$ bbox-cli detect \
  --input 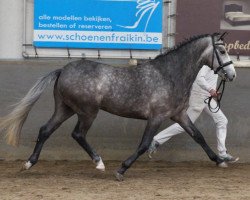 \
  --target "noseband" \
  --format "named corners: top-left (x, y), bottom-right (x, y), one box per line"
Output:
top-left (211, 35), bottom-right (233, 74)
